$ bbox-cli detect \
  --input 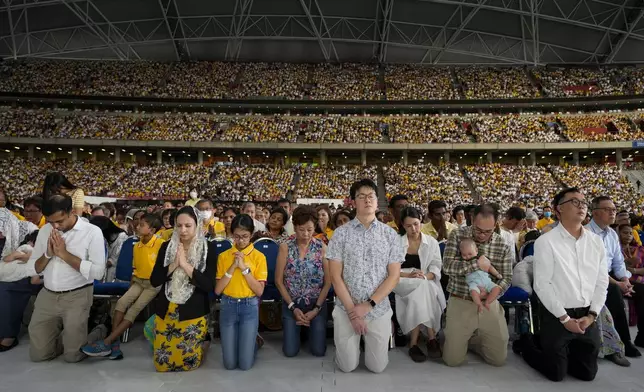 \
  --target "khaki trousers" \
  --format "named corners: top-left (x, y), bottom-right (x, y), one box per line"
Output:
top-left (28, 285), bottom-right (93, 363)
top-left (333, 306), bottom-right (392, 374)
top-left (114, 277), bottom-right (159, 323)
top-left (442, 296), bottom-right (509, 367)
